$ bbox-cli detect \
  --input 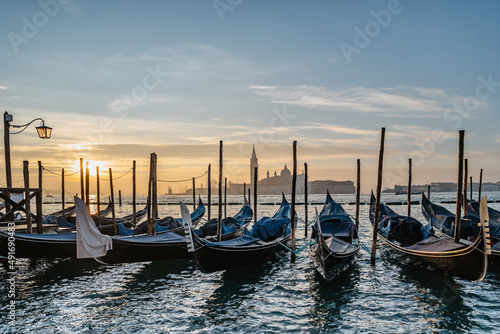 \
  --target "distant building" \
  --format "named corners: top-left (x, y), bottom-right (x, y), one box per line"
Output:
top-left (481, 182), bottom-right (500, 192)
top-left (310, 180), bottom-right (355, 194)
top-left (258, 165), bottom-right (306, 195)
top-left (186, 147), bottom-right (355, 195)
